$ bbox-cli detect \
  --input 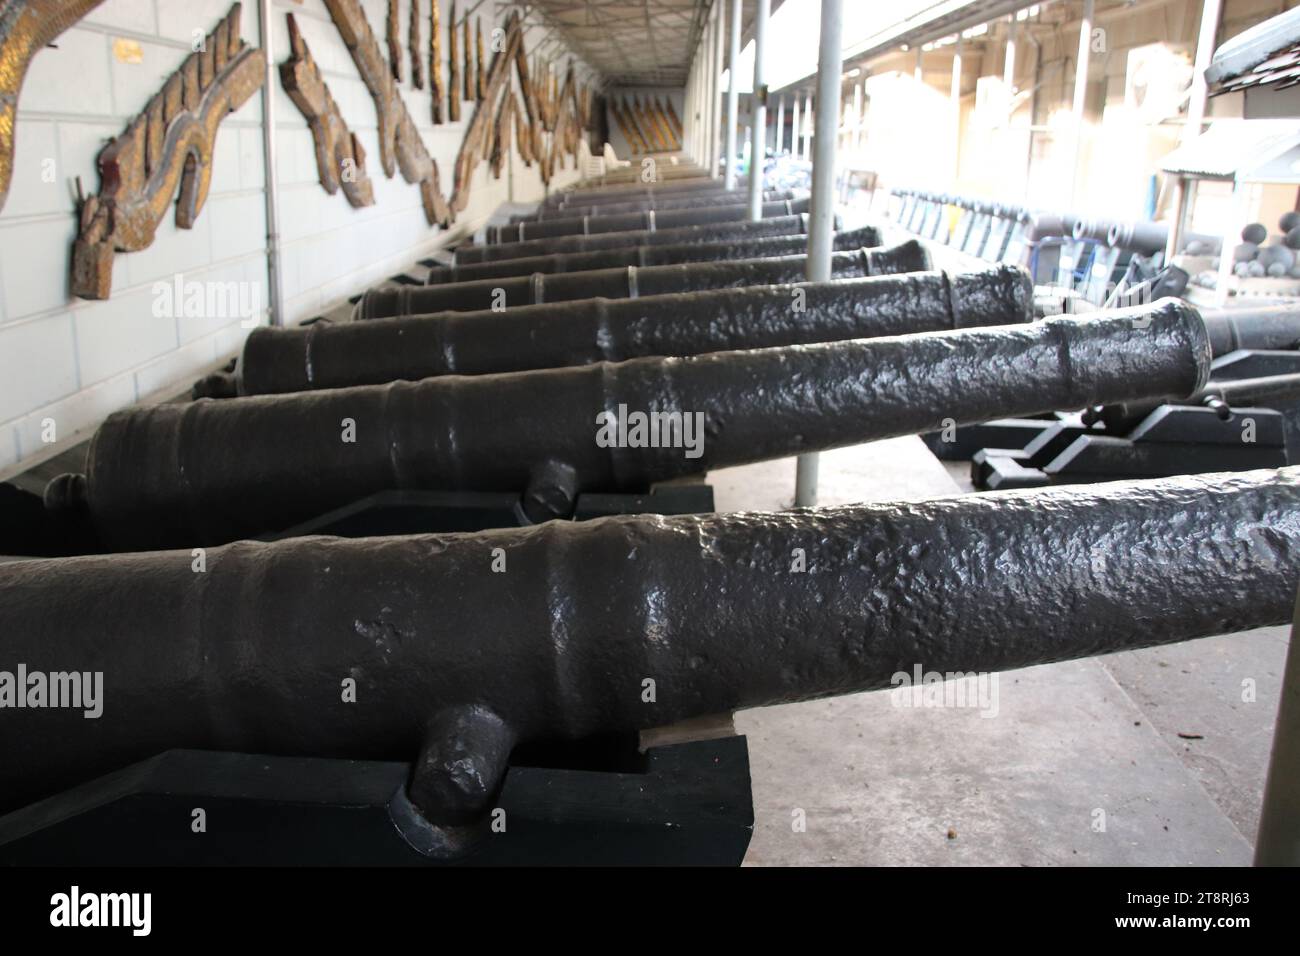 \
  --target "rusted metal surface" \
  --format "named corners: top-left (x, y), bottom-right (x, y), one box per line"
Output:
top-left (58, 301), bottom-right (1209, 551)
top-left (323, 0), bottom-right (450, 227)
top-left (5, 468), bottom-right (1297, 836)
top-left (486, 197), bottom-right (810, 244)
top-left (280, 13), bottom-right (374, 208)
top-left (408, 0), bottom-right (423, 89)
top-left (454, 213), bottom-right (811, 264)
top-left (429, 0), bottom-right (443, 122)
top-left (426, 224), bottom-right (884, 284)
top-left (228, 264), bottom-right (1031, 396)
top-left (0, 0), bottom-right (105, 214)
top-left (69, 3), bottom-right (264, 299)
